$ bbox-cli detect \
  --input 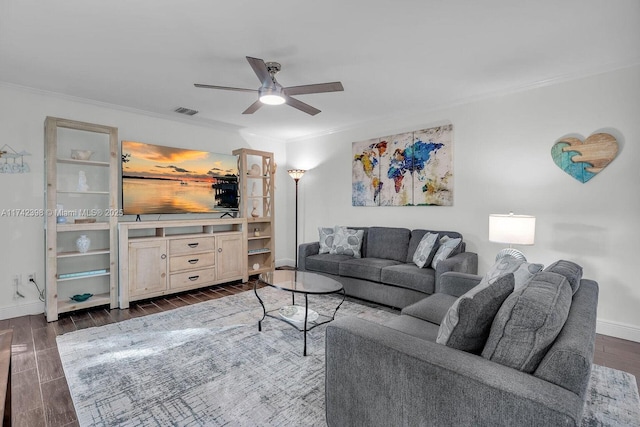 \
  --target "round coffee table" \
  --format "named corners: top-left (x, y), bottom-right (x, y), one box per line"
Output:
top-left (254, 270), bottom-right (345, 356)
